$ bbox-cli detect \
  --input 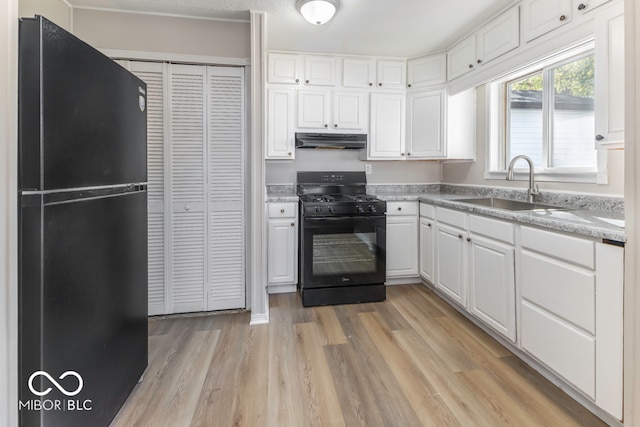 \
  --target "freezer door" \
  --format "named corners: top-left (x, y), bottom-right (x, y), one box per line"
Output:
top-left (19, 191), bottom-right (148, 427)
top-left (19, 16), bottom-right (147, 191)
